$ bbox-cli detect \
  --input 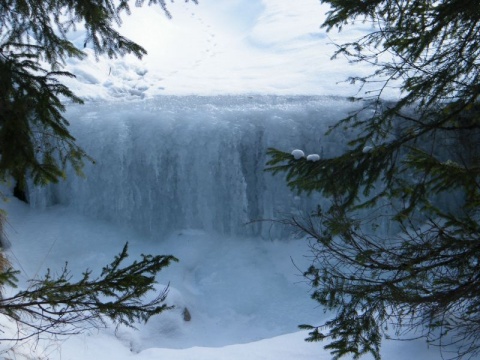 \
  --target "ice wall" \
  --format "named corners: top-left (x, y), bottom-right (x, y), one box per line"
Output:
top-left (29, 96), bottom-right (359, 239)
